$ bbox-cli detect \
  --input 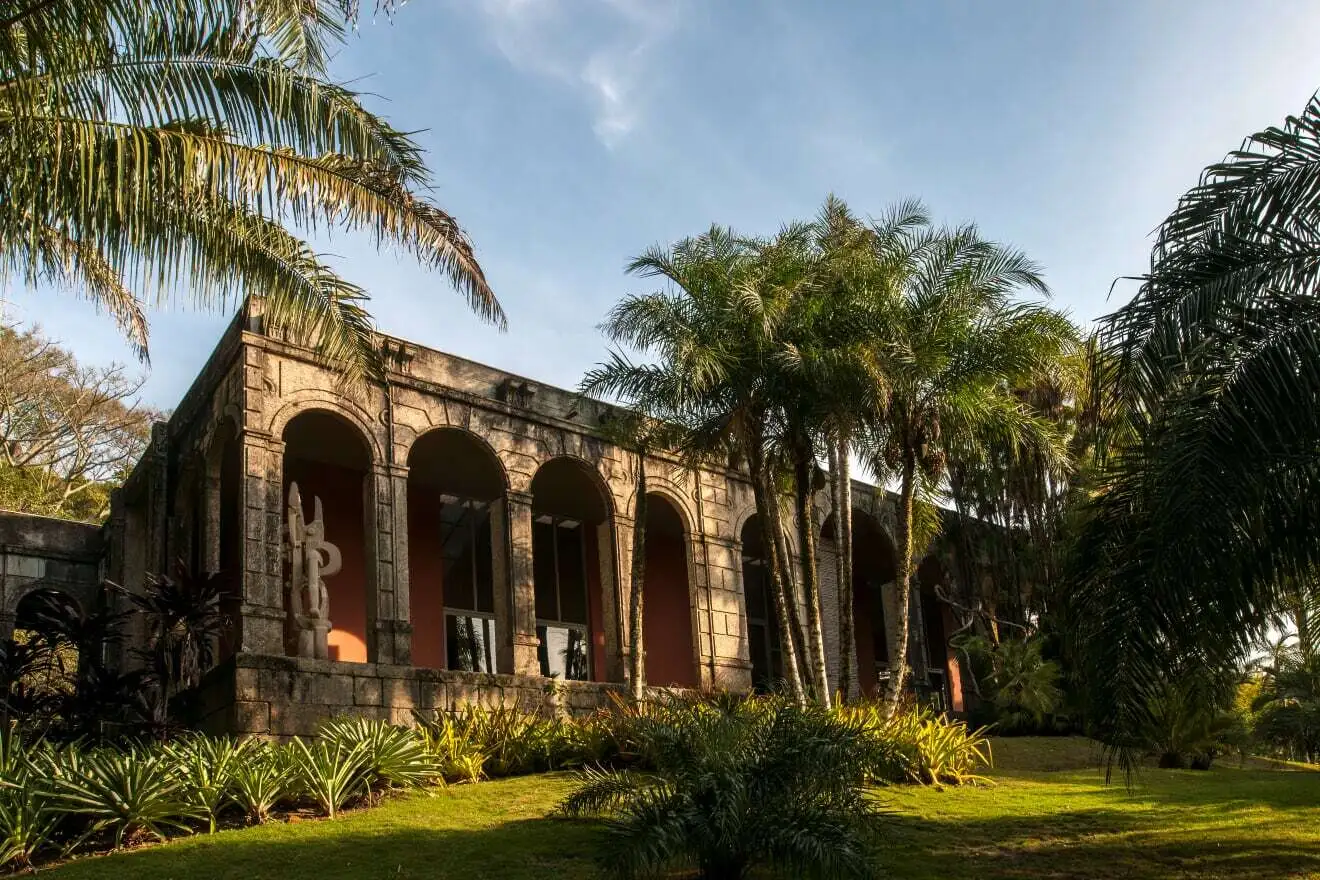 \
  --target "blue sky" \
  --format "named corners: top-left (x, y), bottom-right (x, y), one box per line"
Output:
top-left (6, 0), bottom-right (1320, 409)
